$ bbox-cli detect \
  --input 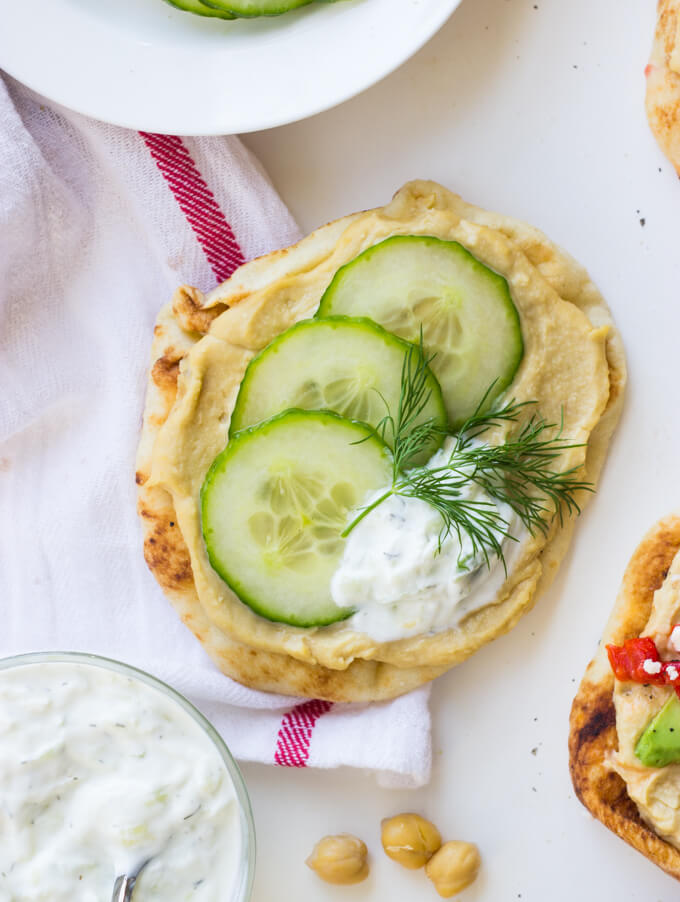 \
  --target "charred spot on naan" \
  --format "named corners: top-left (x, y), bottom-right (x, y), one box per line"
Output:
top-left (139, 487), bottom-right (194, 593)
top-left (172, 285), bottom-right (228, 335)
